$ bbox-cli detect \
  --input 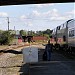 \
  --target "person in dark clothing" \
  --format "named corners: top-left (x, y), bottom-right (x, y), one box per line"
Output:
top-left (45, 40), bottom-right (52, 61)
